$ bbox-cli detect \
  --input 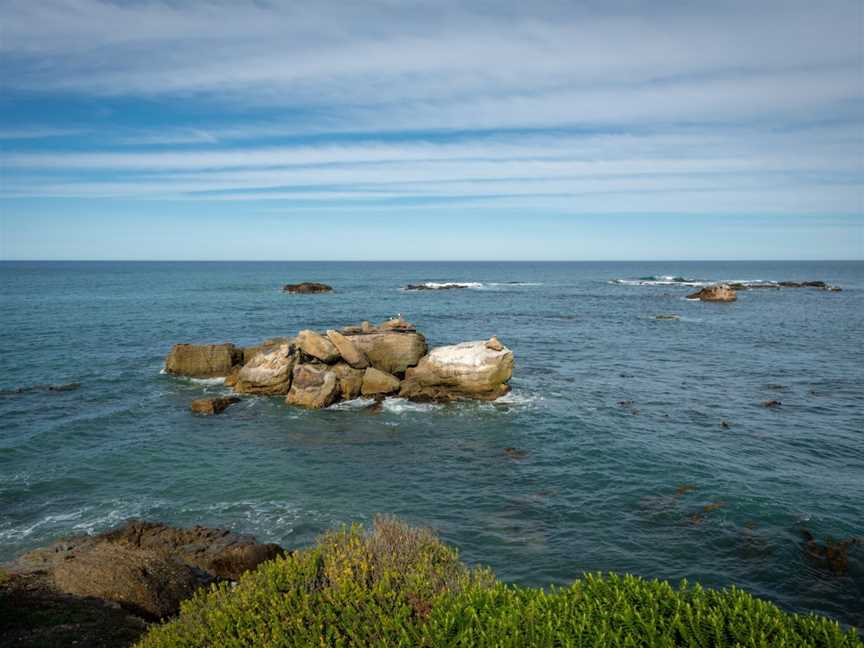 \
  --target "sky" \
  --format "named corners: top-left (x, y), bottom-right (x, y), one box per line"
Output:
top-left (0, 0), bottom-right (862, 260)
